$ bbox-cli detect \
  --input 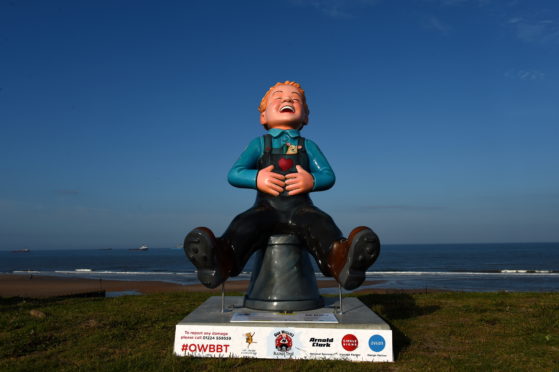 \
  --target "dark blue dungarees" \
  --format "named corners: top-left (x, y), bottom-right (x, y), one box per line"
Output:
top-left (222, 134), bottom-right (343, 276)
